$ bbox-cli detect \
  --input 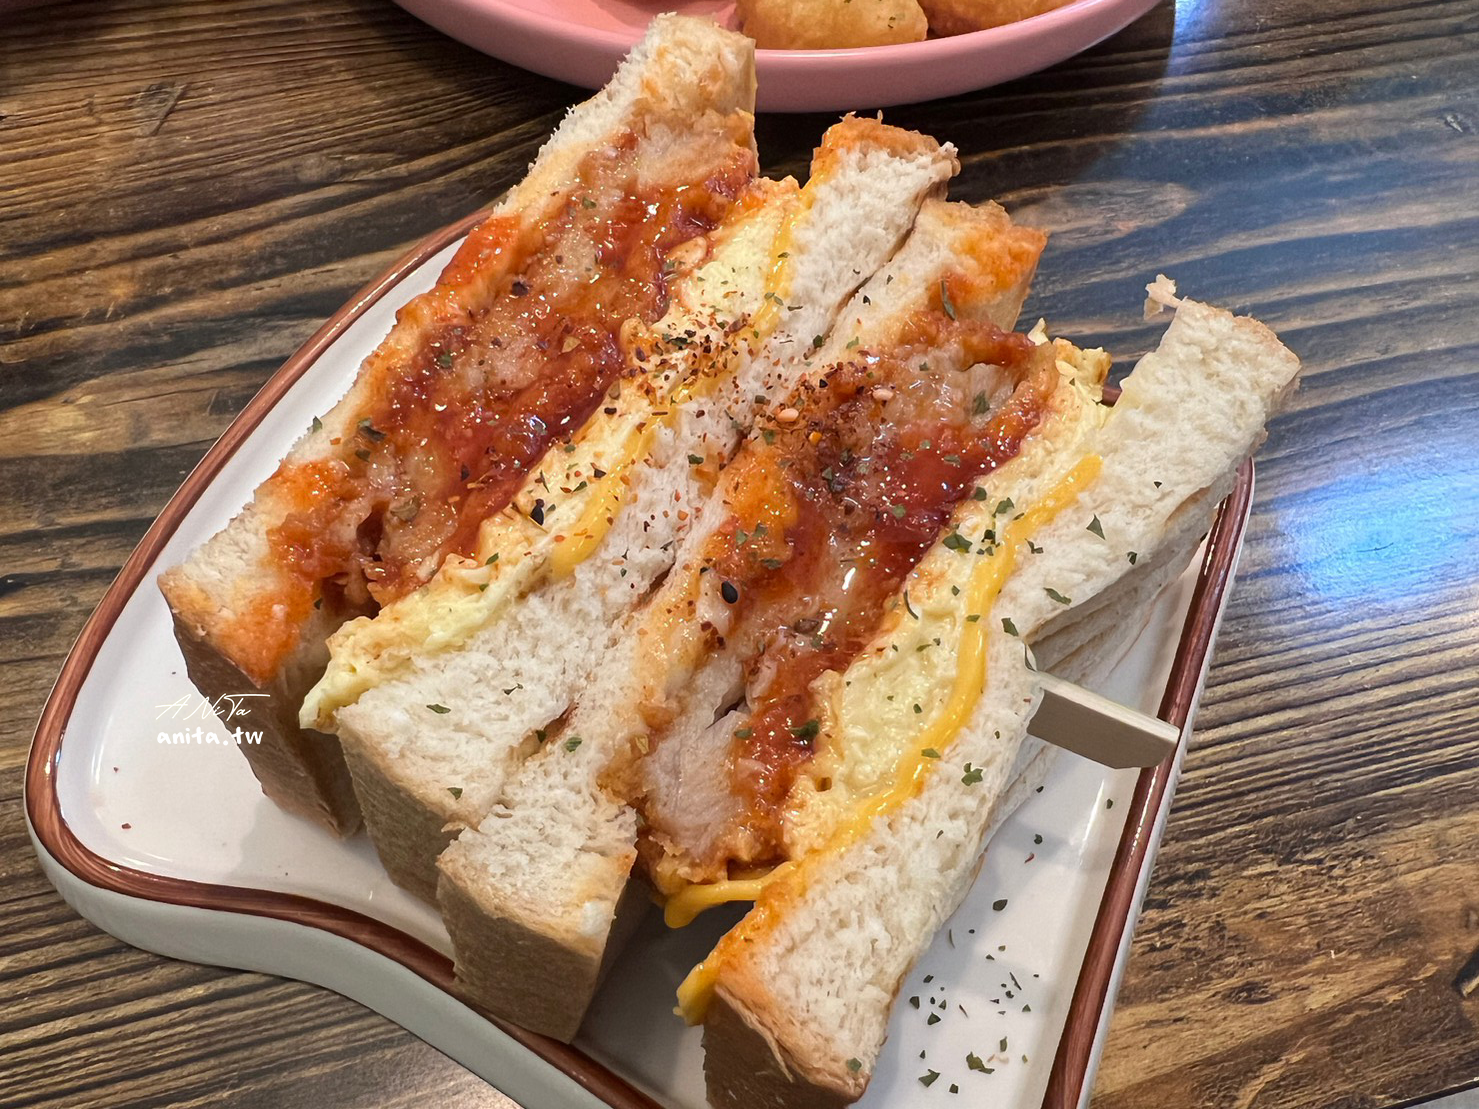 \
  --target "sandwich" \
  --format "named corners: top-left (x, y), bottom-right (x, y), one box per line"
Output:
top-left (435, 195), bottom-right (1055, 1037)
top-left (686, 279), bottom-right (1299, 1108)
top-left (159, 18), bottom-right (1302, 1105)
top-left (157, 15), bottom-right (760, 833)
top-left (437, 248), bottom-right (1299, 1109)
top-left (300, 118), bottom-right (975, 900)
